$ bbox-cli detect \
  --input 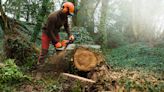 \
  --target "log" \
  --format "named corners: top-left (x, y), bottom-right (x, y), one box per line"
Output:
top-left (47, 46), bottom-right (104, 72)
top-left (74, 47), bottom-right (99, 71)
top-left (44, 46), bottom-right (117, 92)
